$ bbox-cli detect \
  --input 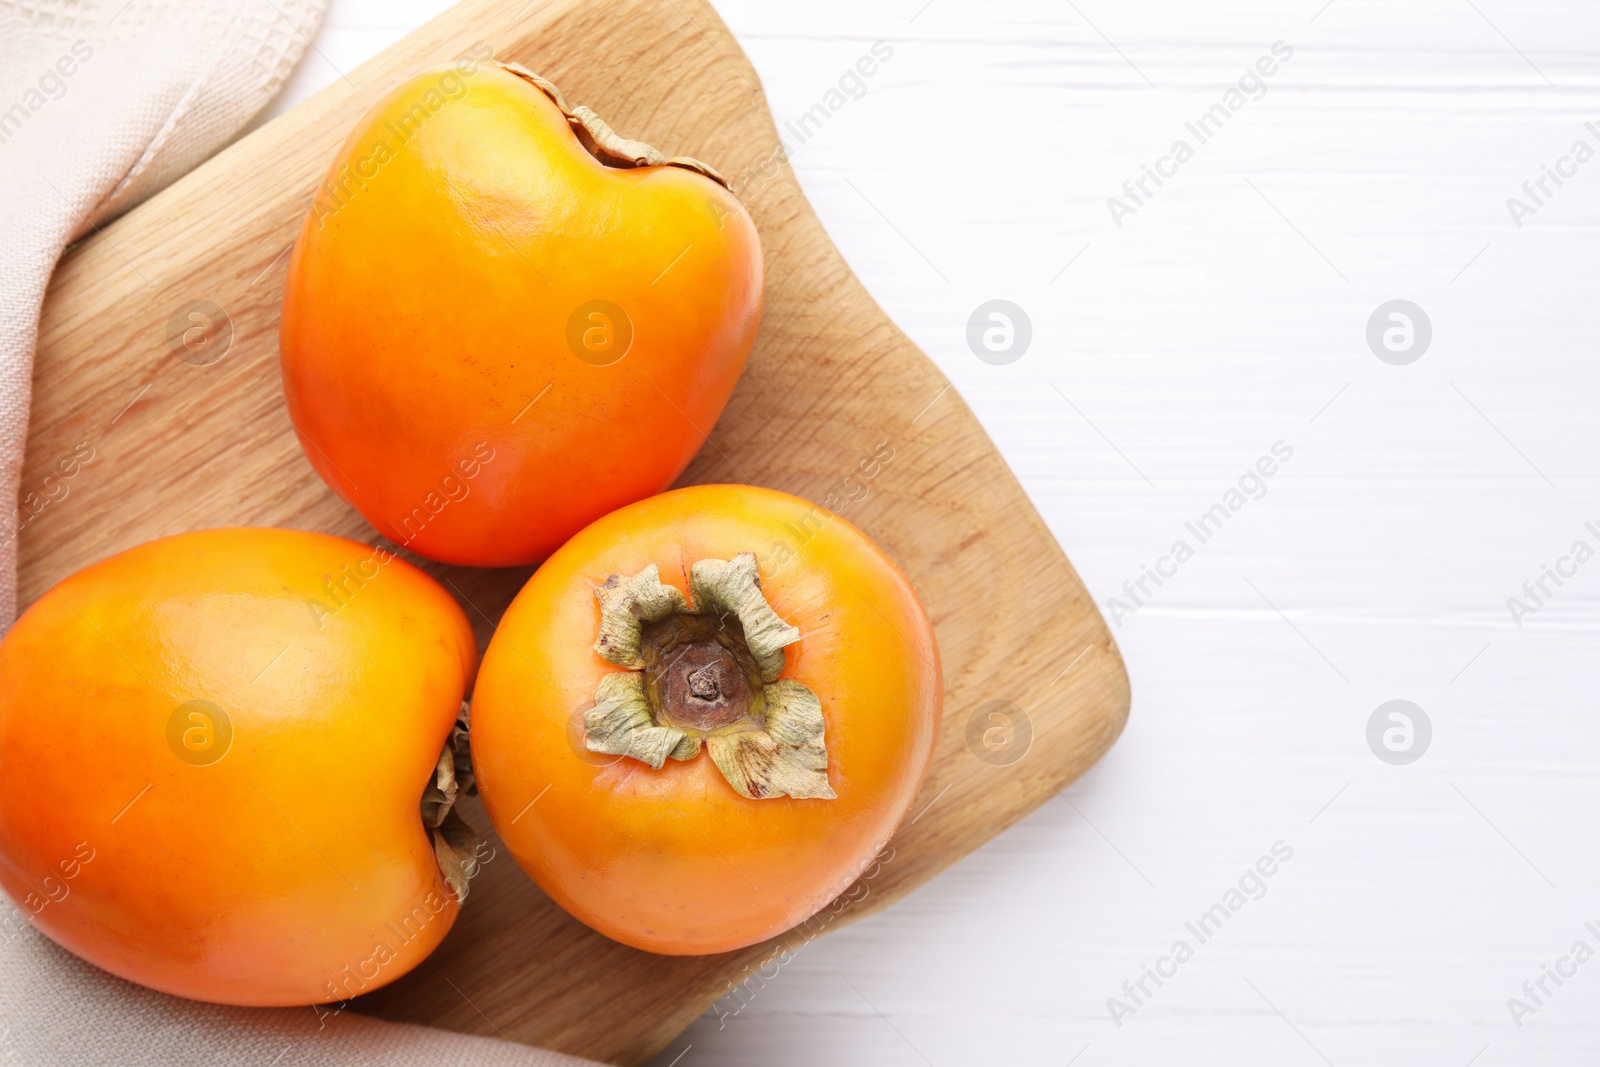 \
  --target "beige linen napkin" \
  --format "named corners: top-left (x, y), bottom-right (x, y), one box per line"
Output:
top-left (1, 0), bottom-right (347, 626)
top-left (0, 2), bottom-right (597, 1063)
